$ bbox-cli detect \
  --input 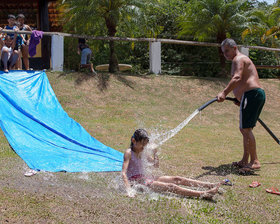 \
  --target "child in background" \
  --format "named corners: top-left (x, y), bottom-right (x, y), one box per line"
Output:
top-left (77, 38), bottom-right (97, 75)
top-left (1, 29), bottom-right (20, 72)
top-left (16, 14), bottom-right (32, 70)
top-left (4, 15), bottom-right (17, 39)
top-left (122, 129), bottom-right (221, 199)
